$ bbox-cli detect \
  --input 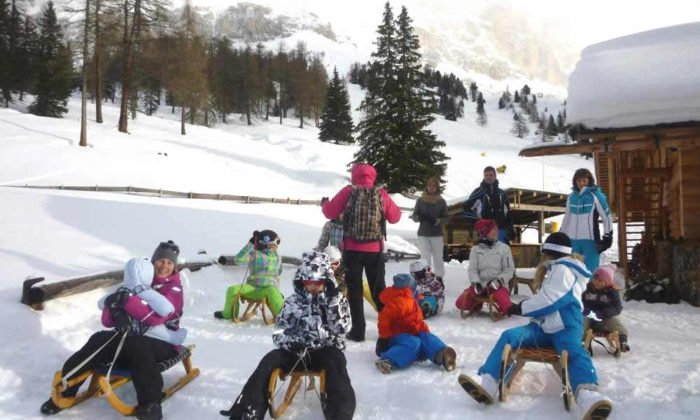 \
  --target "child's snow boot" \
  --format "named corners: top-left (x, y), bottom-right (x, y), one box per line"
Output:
top-left (135, 401), bottom-right (163, 420)
top-left (576, 388), bottom-right (613, 420)
top-left (213, 311), bottom-right (224, 319)
top-left (619, 334), bottom-right (630, 352)
top-left (375, 359), bottom-right (393, 374)
top-left (458, 373), bottom-right (497, 405)
top-left (40, 398), bottom-right (63, 415)
top-left (435, 346), bottom-right (457, 371)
